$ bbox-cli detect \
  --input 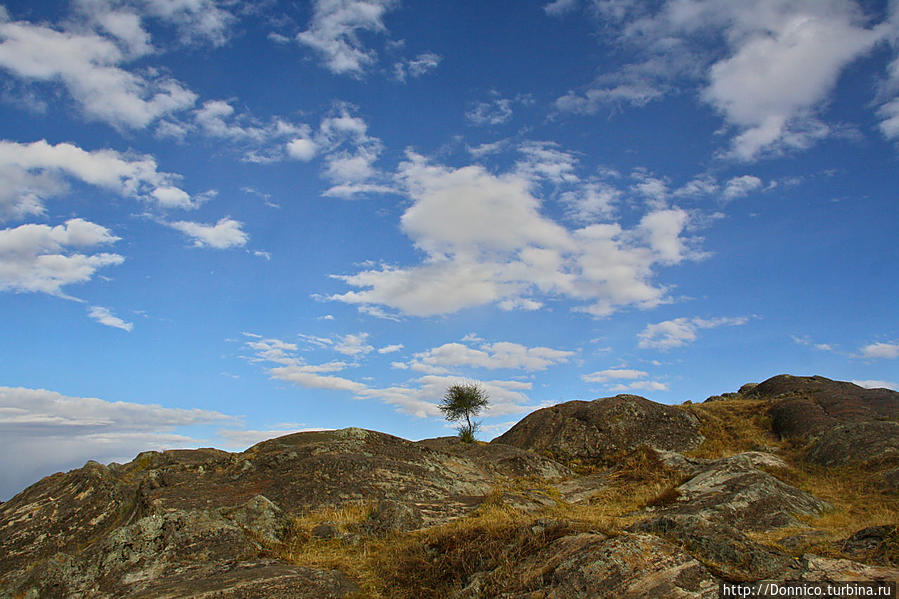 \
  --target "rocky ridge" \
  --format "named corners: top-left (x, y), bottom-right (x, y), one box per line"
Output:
top-left (0, 374), bottom-right (896, 598)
